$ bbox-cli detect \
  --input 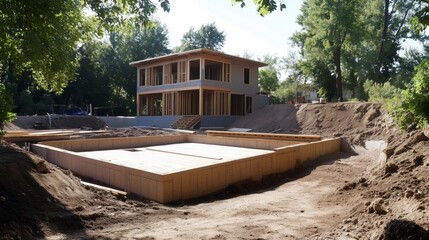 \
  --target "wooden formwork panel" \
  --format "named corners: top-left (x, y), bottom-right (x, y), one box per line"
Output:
top-left (207, 131), bottom-right (321, 142)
